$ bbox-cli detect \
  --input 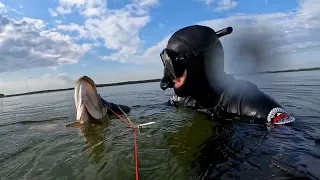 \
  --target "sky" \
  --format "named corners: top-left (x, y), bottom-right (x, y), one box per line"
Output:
top-left (0, 0), bottom-right (319, 94)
